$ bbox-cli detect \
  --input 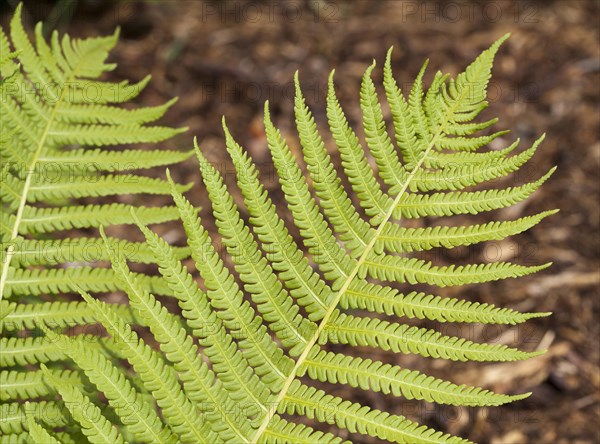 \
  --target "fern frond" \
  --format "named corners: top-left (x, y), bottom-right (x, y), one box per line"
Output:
top-left (1, 17), bottom-right (556, 444)
top-left (198, 134), bottom-right (314, 357)
top-left (392, 168), bottom-right (555, 219)
top-left (423, 140), bottom-right (518, 168)
top-left (410, 135), bottom-right (544, 192)
top-left (1, 430), bottom-right (76, 444)
top-left (28, 174), bottom-right (192, 201)
top-left (264, 104), bottom-right (353, 287)
top-left (328, 72), bottom-right (392, 221)
top-left (0, 9), bottom-right (192, 393)
top-left (56, 98), bottom-right (177, 124)
top-left (1, 336), bottom-right (69, 367)
top-left (383, 48), bottom-right (419, 165)
top-left (295, 78), bottom-right (374, 257)
top-left (407, 60), bottom-right (430, 155)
